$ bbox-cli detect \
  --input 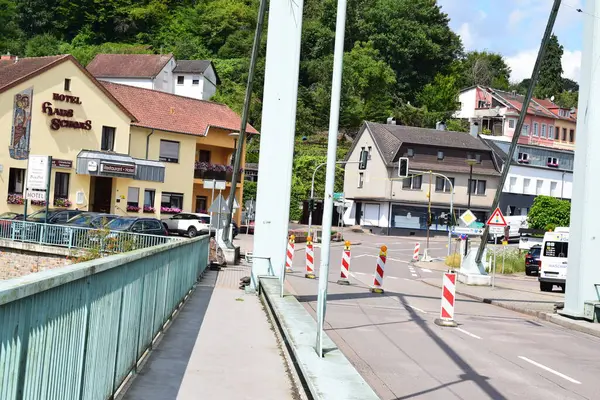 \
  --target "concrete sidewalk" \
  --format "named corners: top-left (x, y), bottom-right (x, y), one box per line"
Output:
top-left (123, 264), bottom-right (298, 400)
